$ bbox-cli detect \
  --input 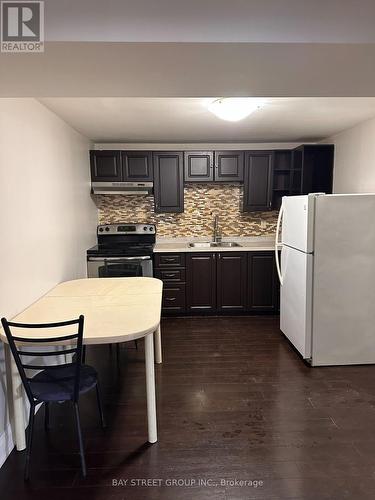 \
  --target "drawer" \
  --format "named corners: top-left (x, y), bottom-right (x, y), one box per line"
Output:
top-left (155, 268), bottom-right (186, 283)
top-left (155, 253), bottom-right (186, 267)
top-left (162, 284), bottom-right (186, 312)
